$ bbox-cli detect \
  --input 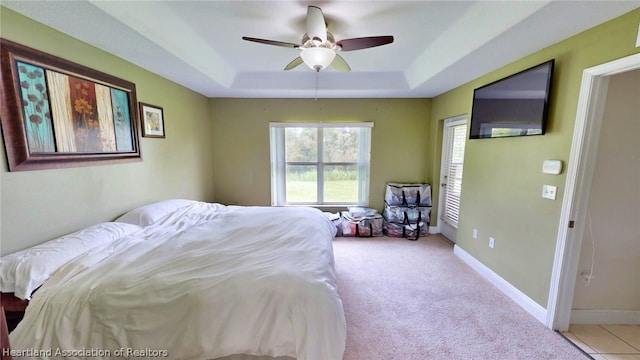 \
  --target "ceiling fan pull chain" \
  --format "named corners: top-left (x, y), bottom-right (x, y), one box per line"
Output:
top-left (315, 71), bottom-right (319, 101)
